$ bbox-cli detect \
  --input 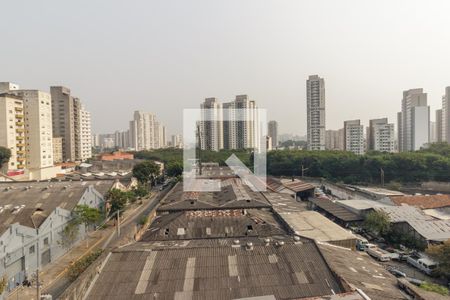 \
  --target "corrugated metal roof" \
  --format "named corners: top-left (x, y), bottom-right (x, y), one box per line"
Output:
top-left (310, 199), bottom-right (363, 222)
top-left (86, 239), bottom-right (344, 300)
